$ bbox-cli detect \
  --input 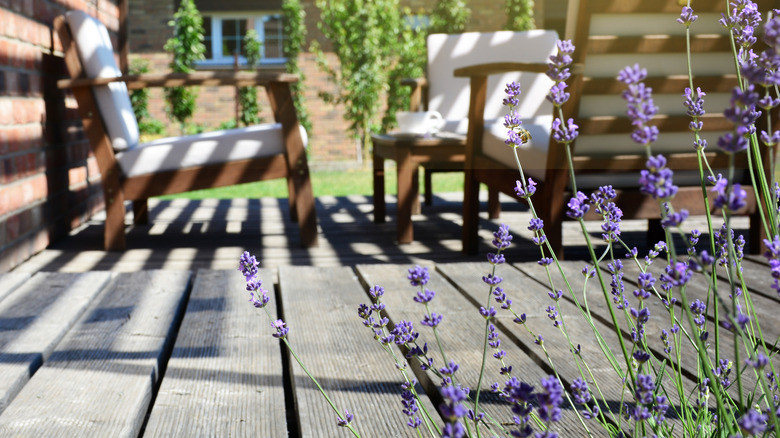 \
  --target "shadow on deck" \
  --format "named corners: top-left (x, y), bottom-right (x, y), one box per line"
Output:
top-left (14, 192), bottom-right (750, 274)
